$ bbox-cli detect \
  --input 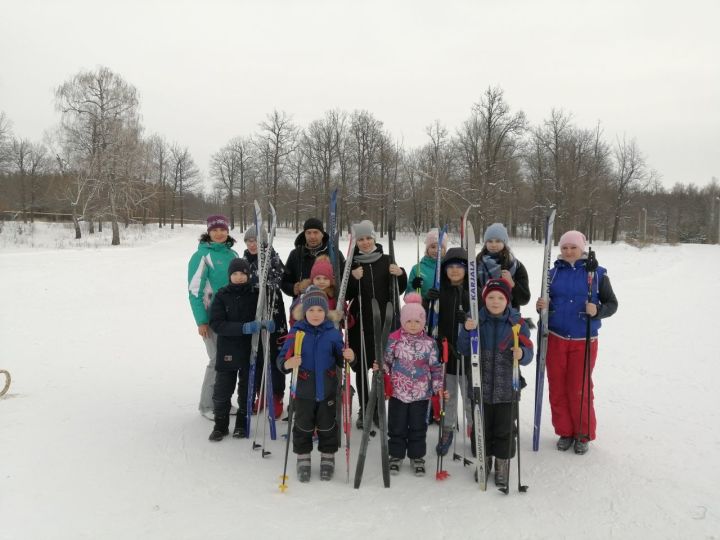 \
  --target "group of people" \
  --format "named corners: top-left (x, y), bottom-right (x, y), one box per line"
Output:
top-left (187, 213), bottom-right (618, 485)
